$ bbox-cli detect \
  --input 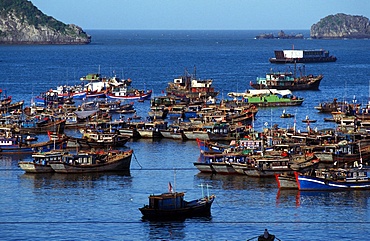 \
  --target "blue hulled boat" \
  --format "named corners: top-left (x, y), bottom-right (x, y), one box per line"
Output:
top-left (295, 166), bottom-right (370, 191)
